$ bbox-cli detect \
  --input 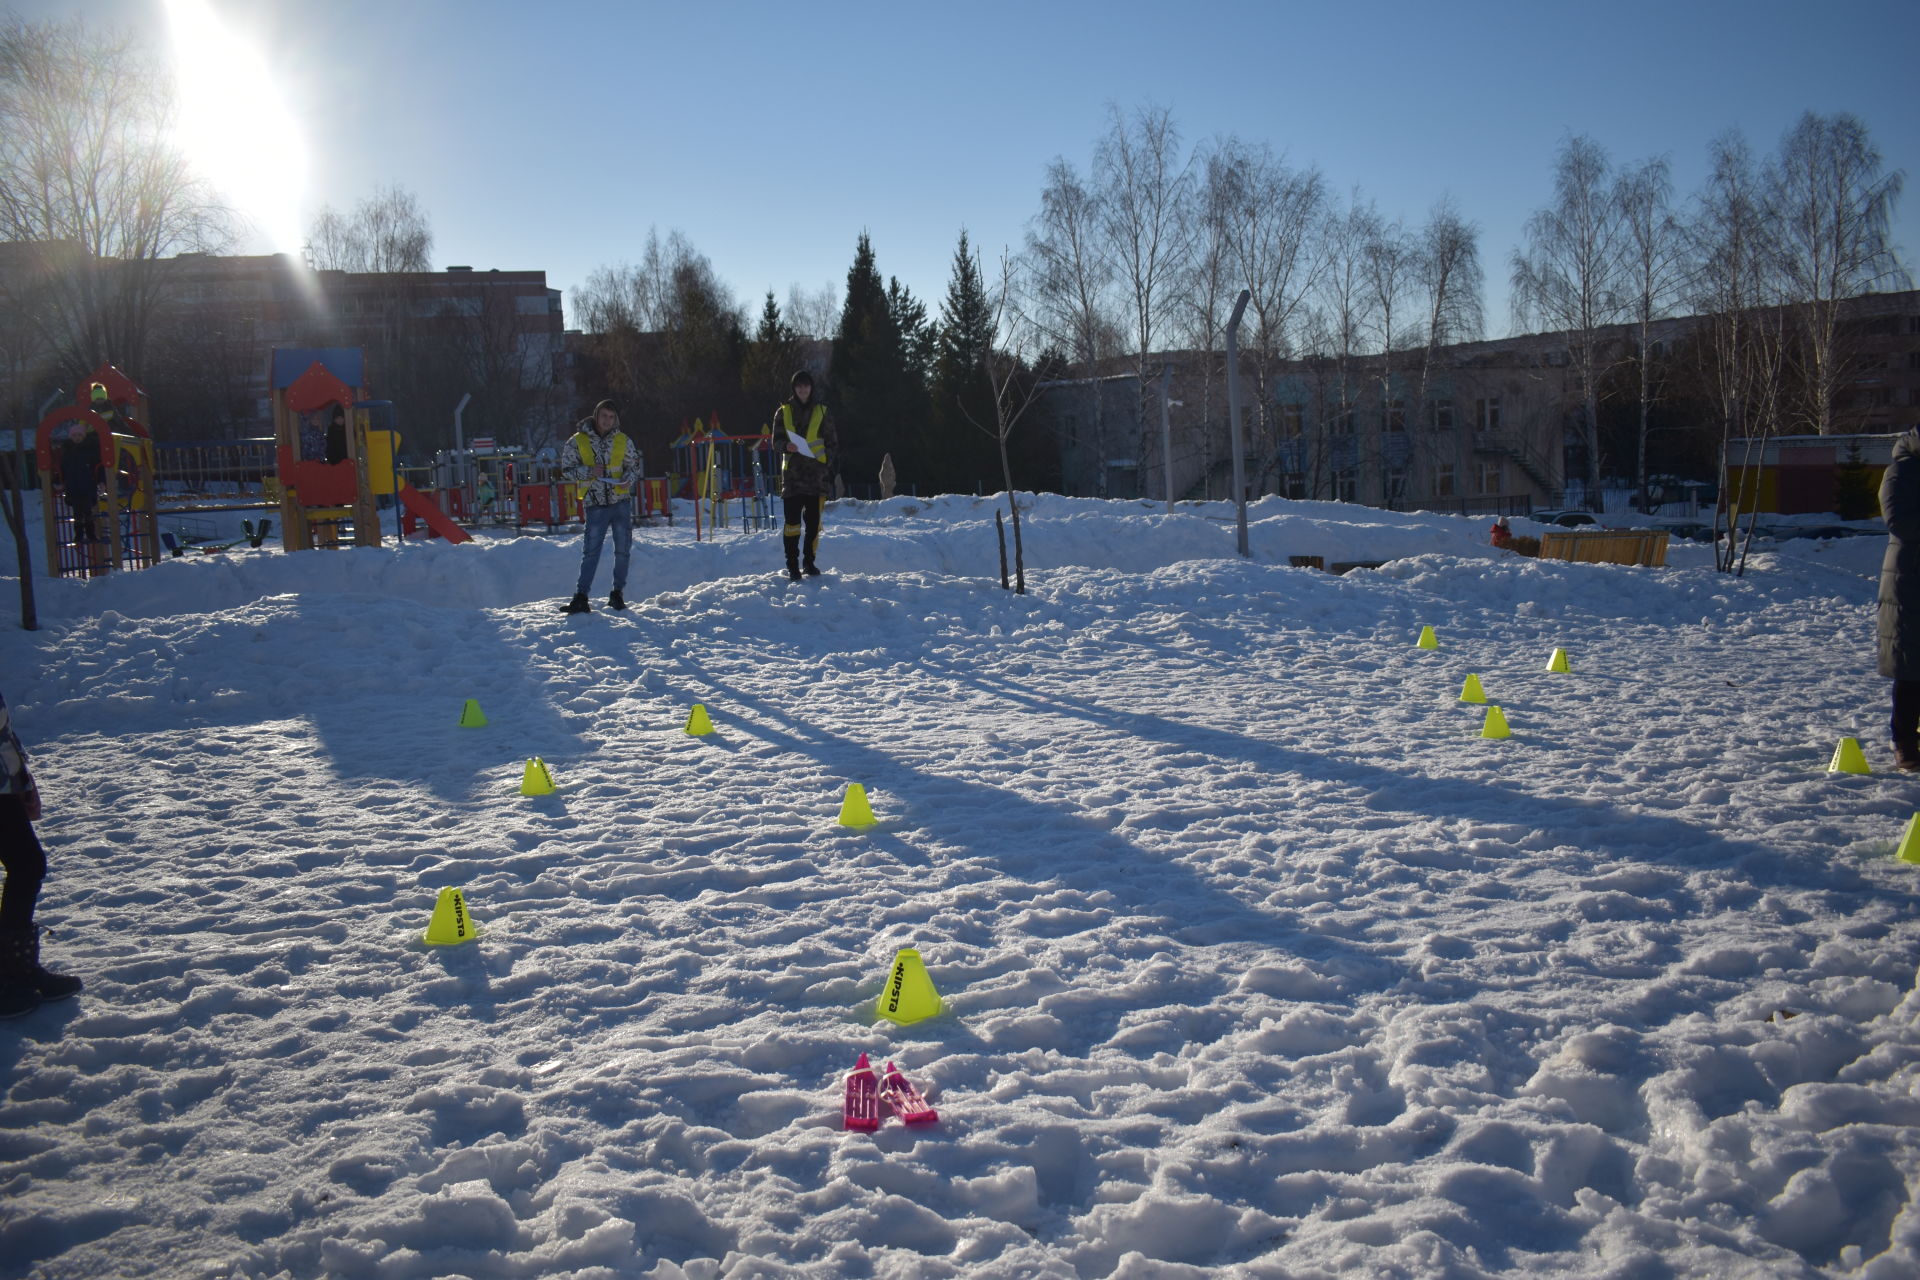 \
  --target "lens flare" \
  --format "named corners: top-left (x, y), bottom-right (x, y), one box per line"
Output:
top-left (163, 0), bottom-right (309, 254)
